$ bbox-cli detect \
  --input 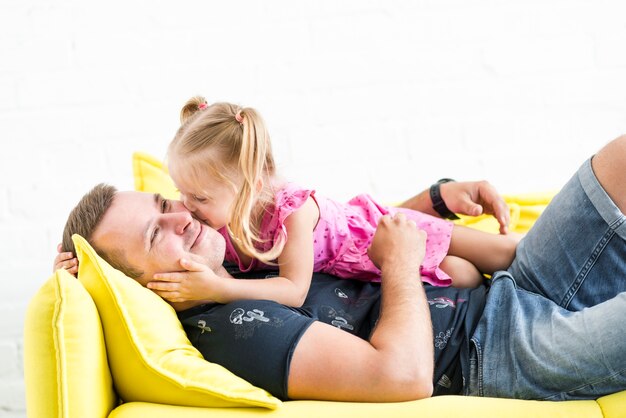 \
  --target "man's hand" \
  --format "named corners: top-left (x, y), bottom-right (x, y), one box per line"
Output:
top-left (441, 180), bottom-right (510, 234)
top-left (399, 180), bottom-right (510, 234)
top-left (368, 213), bottom-right (427, 274)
